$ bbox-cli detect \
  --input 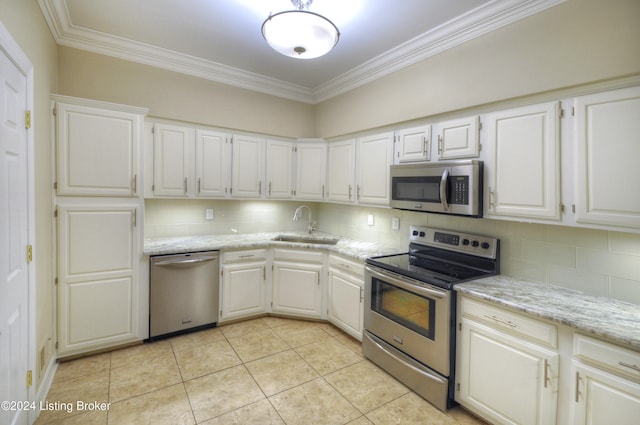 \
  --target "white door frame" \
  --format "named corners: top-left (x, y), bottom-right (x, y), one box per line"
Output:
top-left (0, 20), bottom-right (36, 424)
